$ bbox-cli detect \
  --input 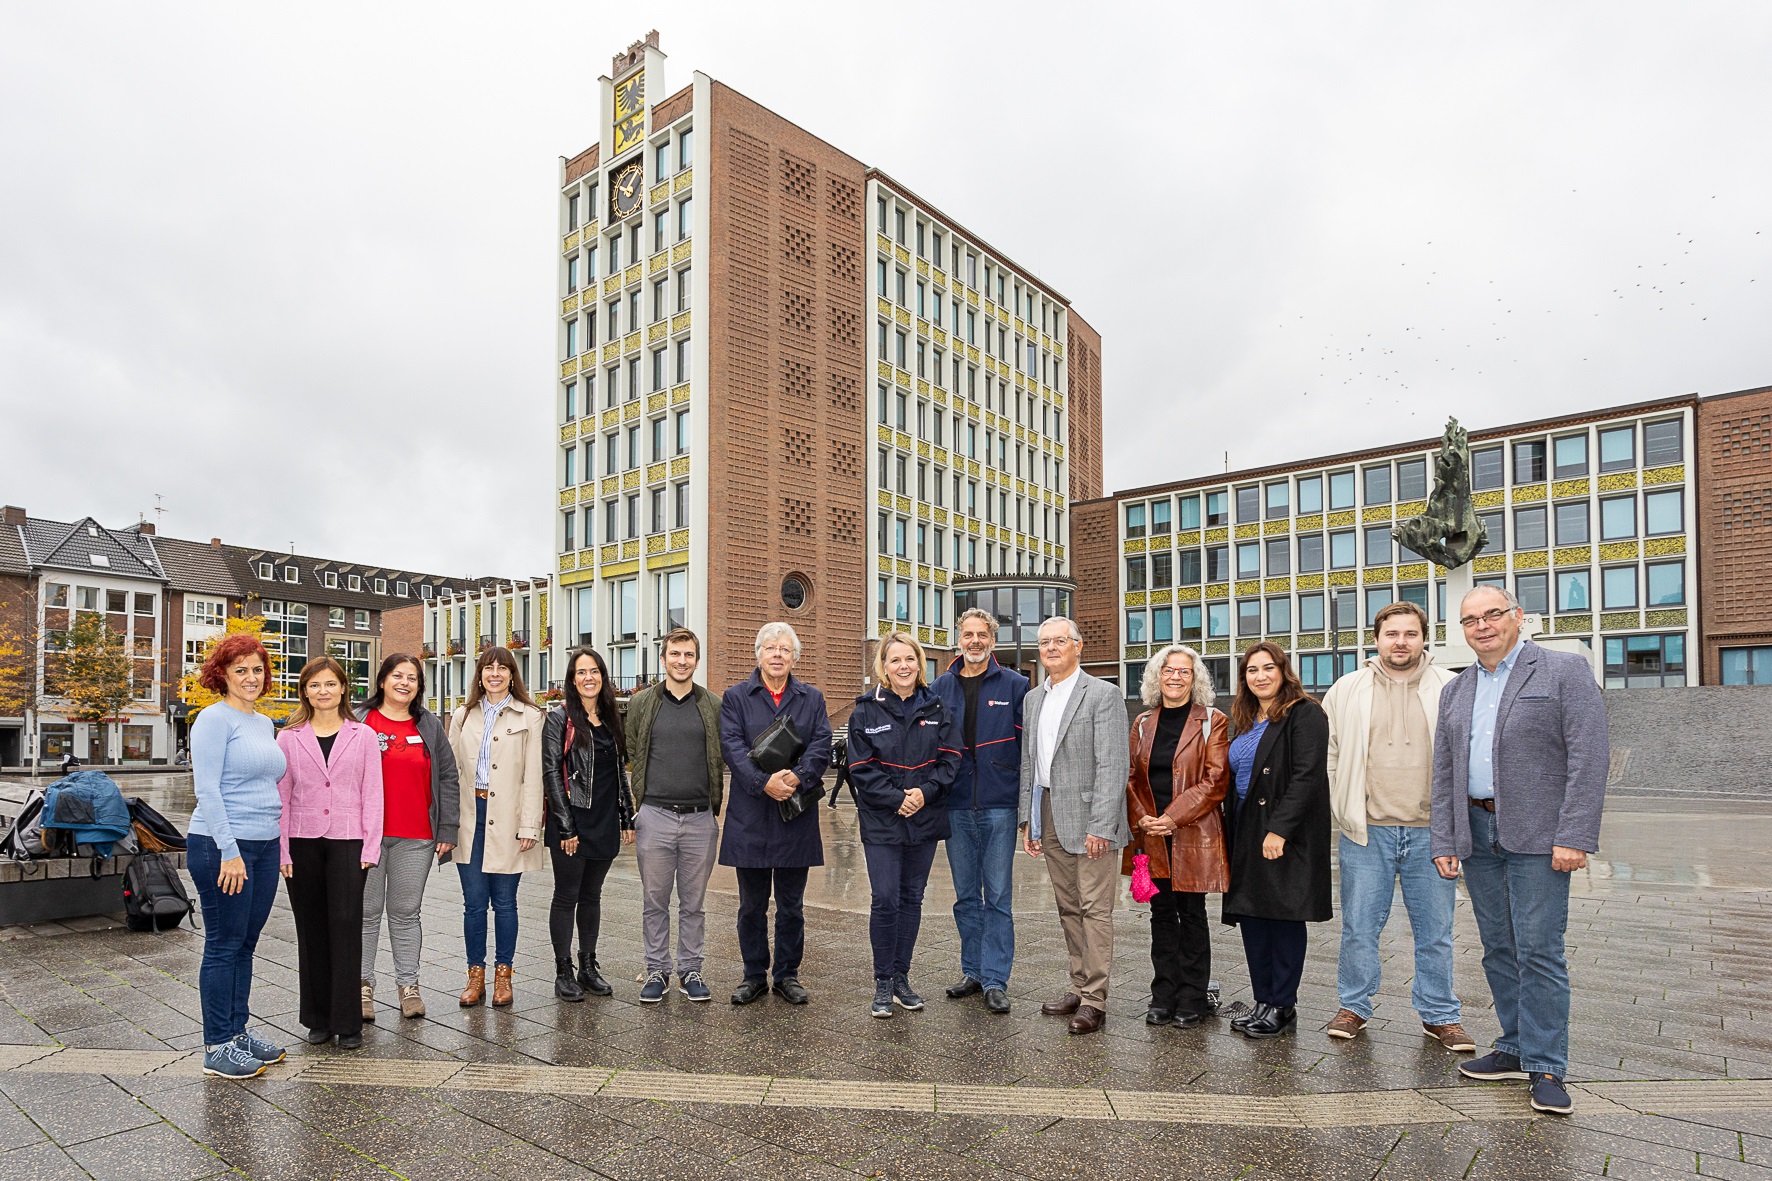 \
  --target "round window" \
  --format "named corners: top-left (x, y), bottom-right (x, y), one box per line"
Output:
top-left (781, 575), bottom-right (808, 611)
